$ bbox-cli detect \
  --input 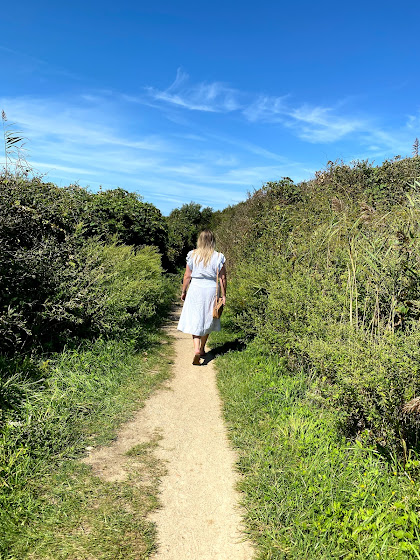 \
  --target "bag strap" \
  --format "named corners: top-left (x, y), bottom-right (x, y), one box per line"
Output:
top-left (215, 252), bottom-right (220, 299)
